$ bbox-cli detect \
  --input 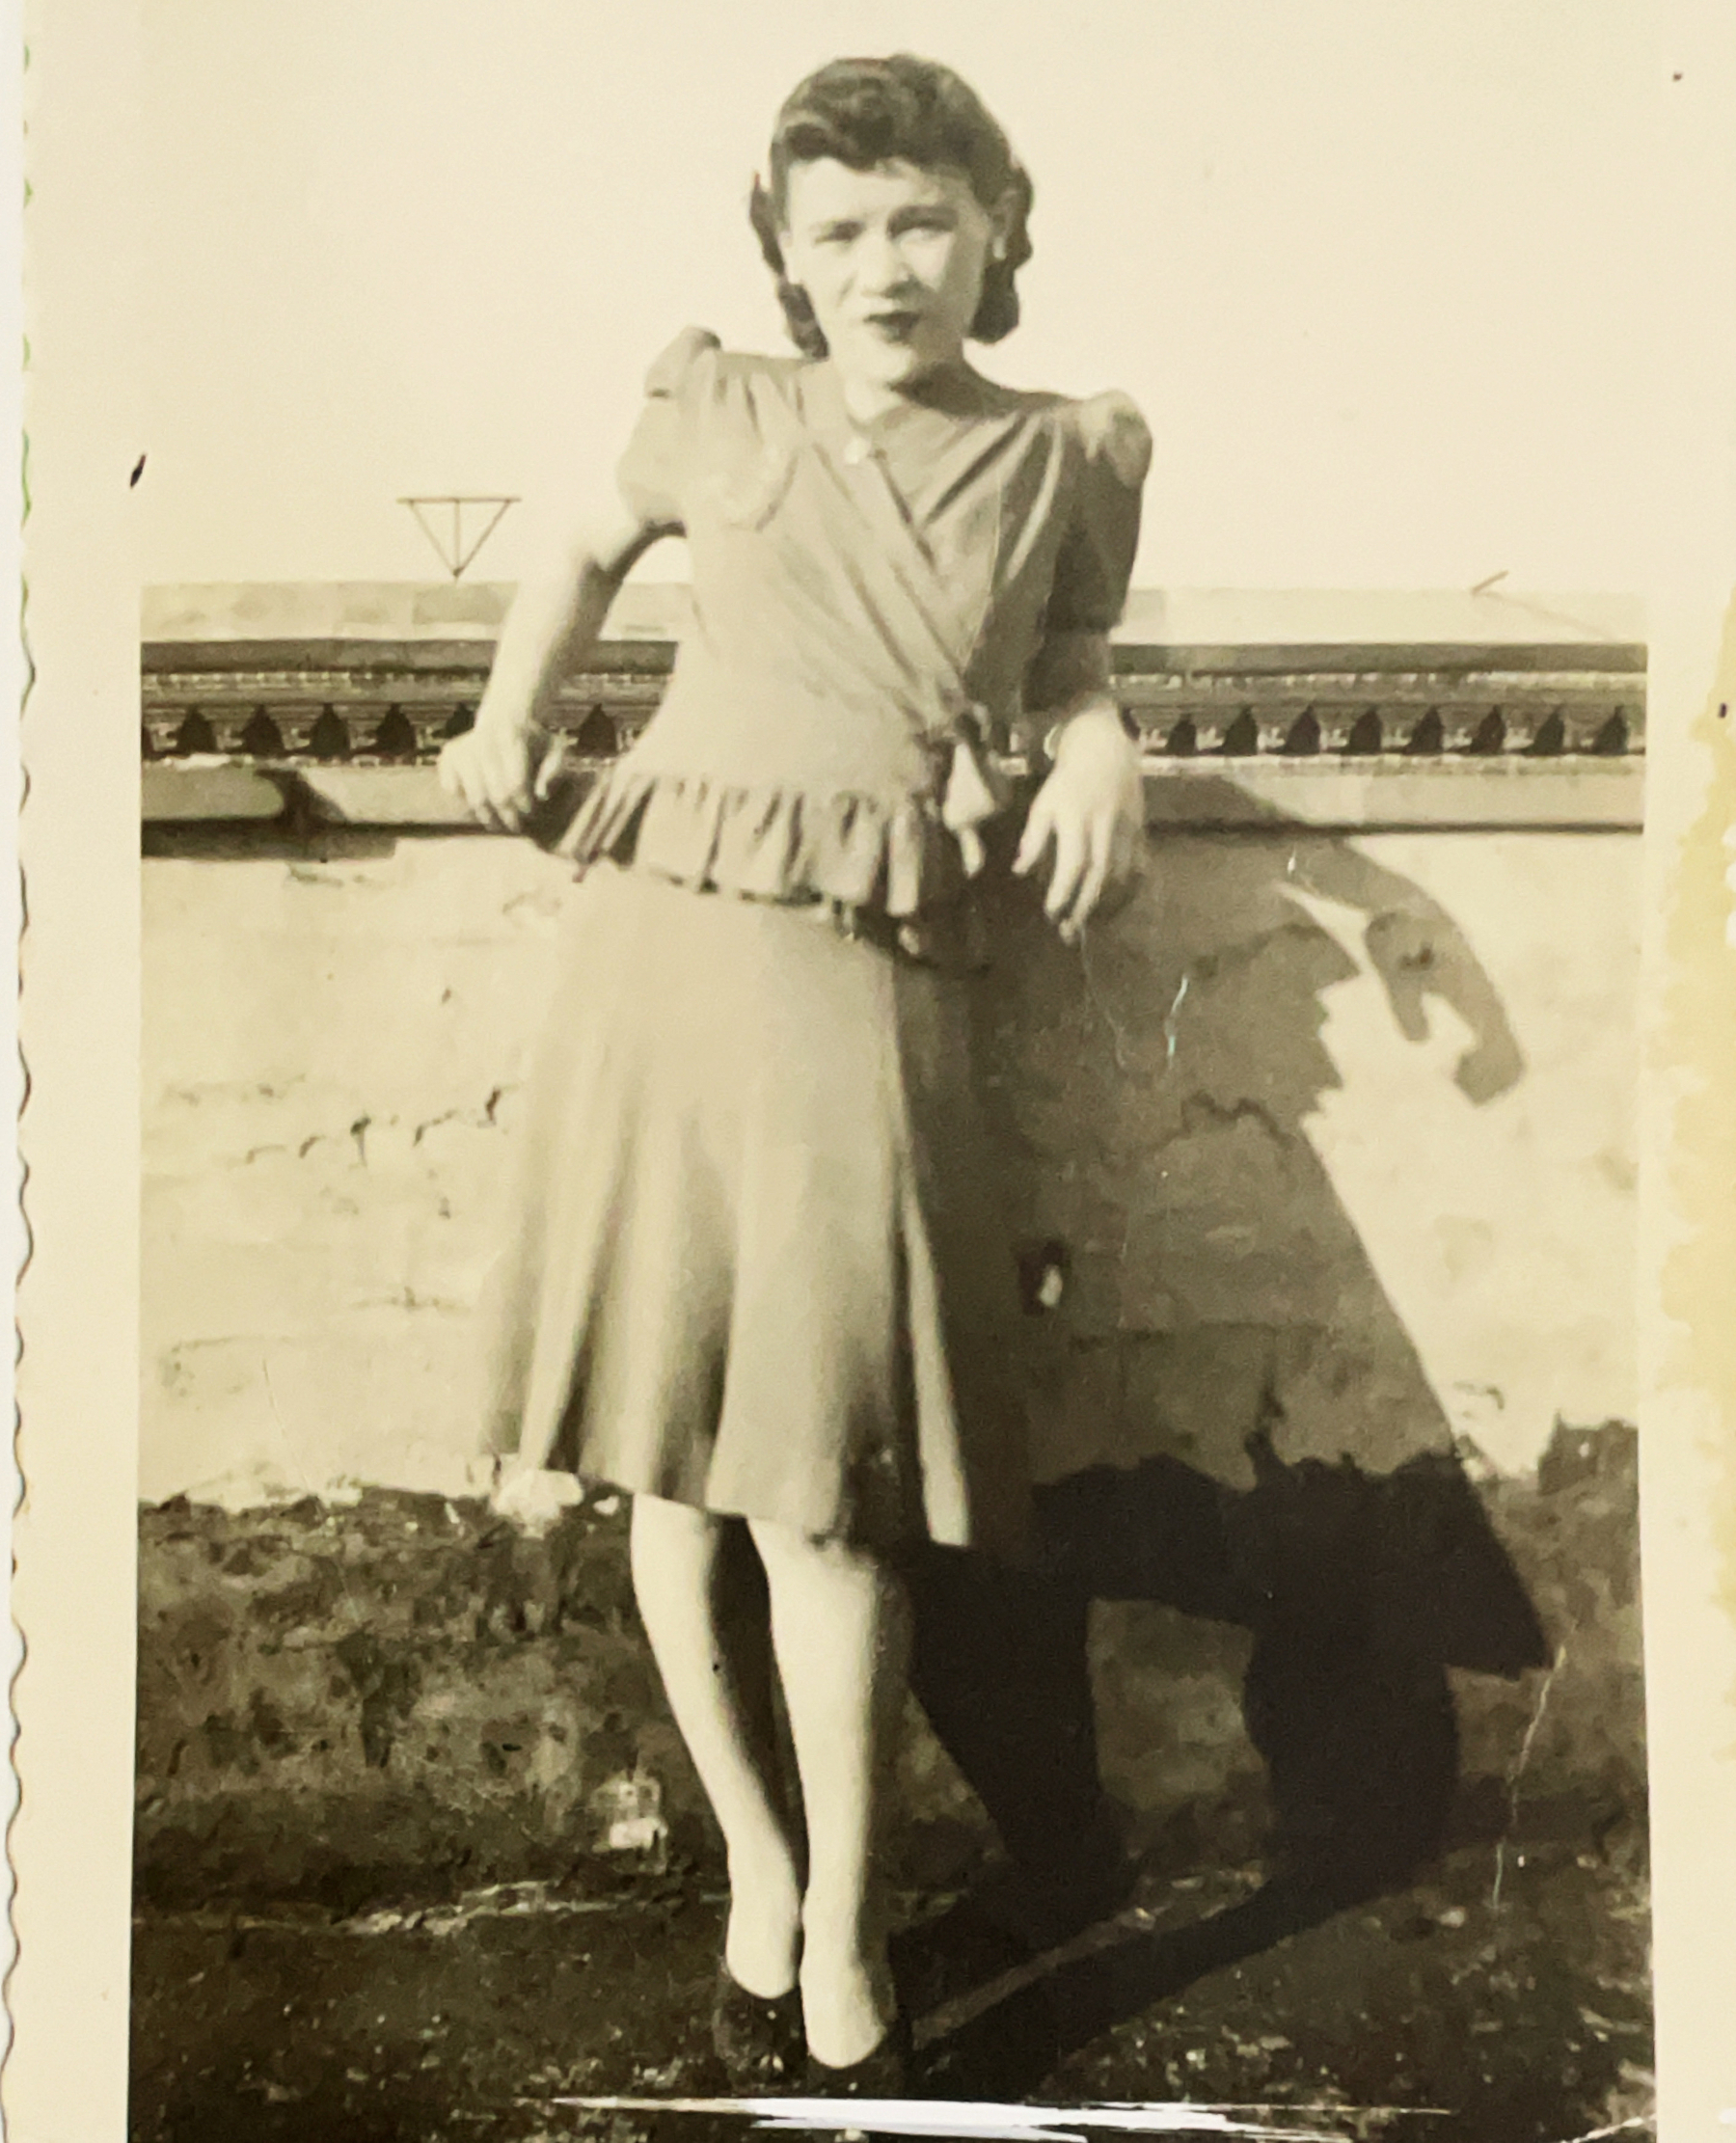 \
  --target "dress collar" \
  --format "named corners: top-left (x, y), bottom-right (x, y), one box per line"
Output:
top-left (797, 356), bottom-right (1013, 444)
